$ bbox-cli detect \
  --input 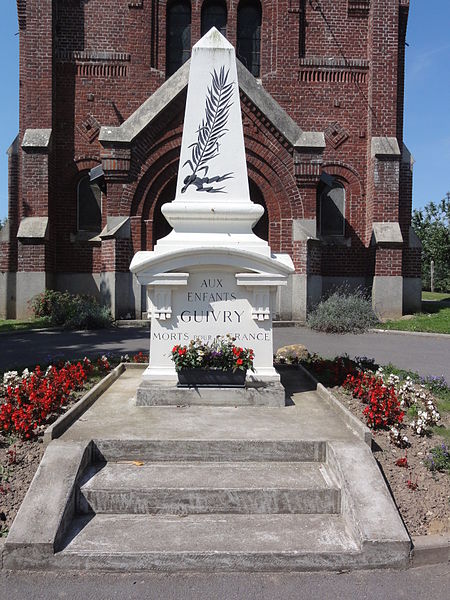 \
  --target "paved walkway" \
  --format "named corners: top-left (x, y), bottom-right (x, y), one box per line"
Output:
top-left (0, 325), bottom-right (448, 379)
top-left (2, 564), bottom-right (449, 600)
